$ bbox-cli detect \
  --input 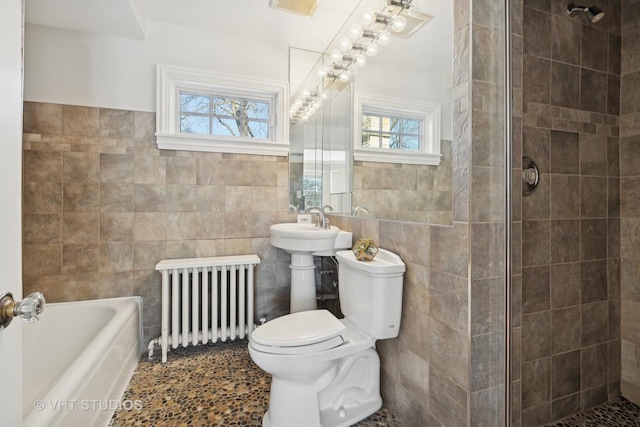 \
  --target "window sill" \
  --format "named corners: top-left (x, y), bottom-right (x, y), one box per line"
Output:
top-left (156, 133), bottom-right (289, 156)
top-left (354, 148), bottom-right (442, 165)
